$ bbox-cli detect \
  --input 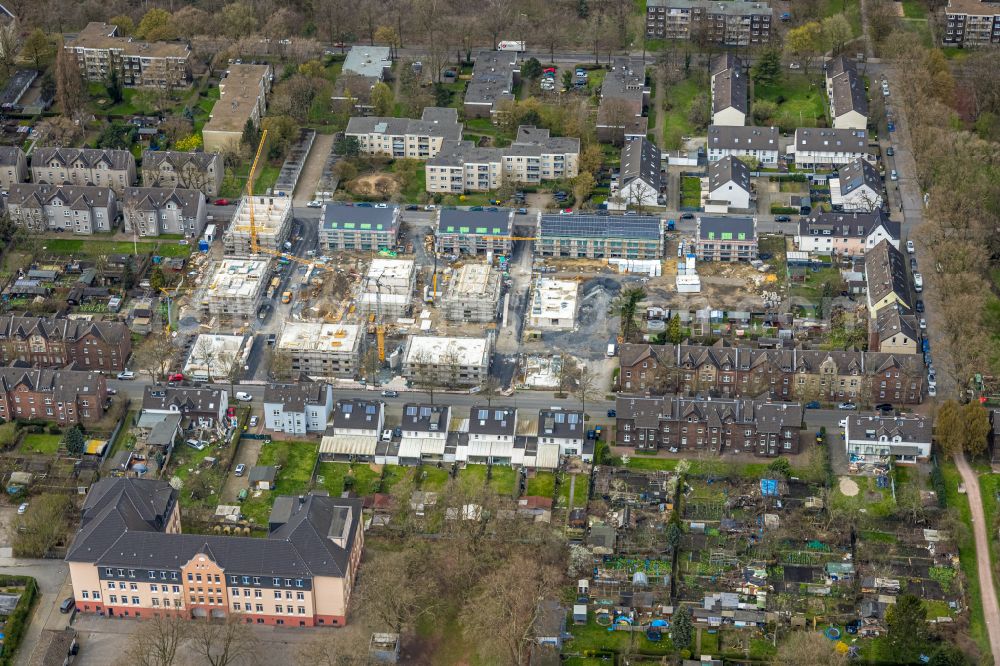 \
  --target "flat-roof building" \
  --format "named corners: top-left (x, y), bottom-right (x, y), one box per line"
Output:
top-left (342, 46), bottom-right (392, 79)
top-left (357, 258), bottom-right (415, 318)
top-left (436, 209), bottom-right (514, 256)
top-left (597, 58), bottom-right (649, 144)
top-left (695, 216), bottom-right (758, 262)
top-left (402, 335), bottom-right (493, 387)
top-left (319, 203), bottom-right (400, 251)
top-left (345, 107), bottom-right (463, 160)
top-left (528, 279), bottom-right (579, 331)
top-left (442, 263), bottom-right (502, 323)
top-left (199, 258), bottom-right (270, 318)
top-left (224, 195), bottom-right (293, 254)
top-left (65, 22), bottom-right (191, 89)
top-left (465, 51), bottom-right (520, 120)
top-left (646, 0), bottom-right (773, 45)
top-left (203, 64), bottom-right (272, 153)
top-left (537, 214), bottom-right (664, 259)
top-left (277, 322), bottom-right (362, 378)
top-left (944, 0), bottom-right (1000, 46)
